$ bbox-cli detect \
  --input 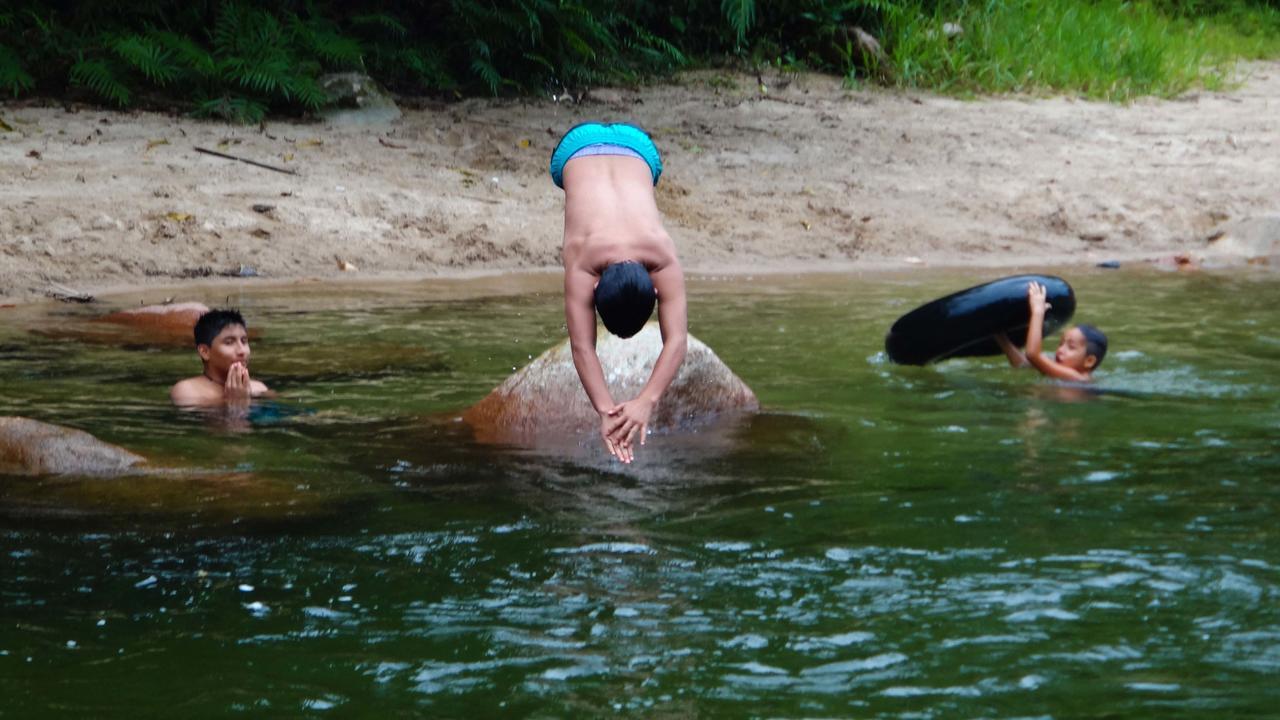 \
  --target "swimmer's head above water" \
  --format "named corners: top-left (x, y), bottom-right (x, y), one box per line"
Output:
top-left (171, 307), bottom-right (270, 408)
top-left (594, 260), bottom-right (656, 338)
top-left (996, 283), bottom-right (1109, 383)
top-left (194, 308), bottom-right (247, 348)
top-left (1059, 323), bottom-right (1108, 372)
